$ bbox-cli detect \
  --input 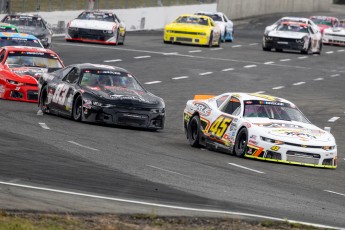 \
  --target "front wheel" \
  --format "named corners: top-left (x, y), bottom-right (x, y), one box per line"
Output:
top-left (119, 33), bottom-right (125, 45)
top-left (234, 128), bottom-right (248, 157)
top-left (72, 95), bottom-right (83, 121)
top-left (208, 32), bottom-right (213, 47)
top-left (187, 116), bottom-right (202, 147)
top-left (39, 85), bottom-right (49, 114)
